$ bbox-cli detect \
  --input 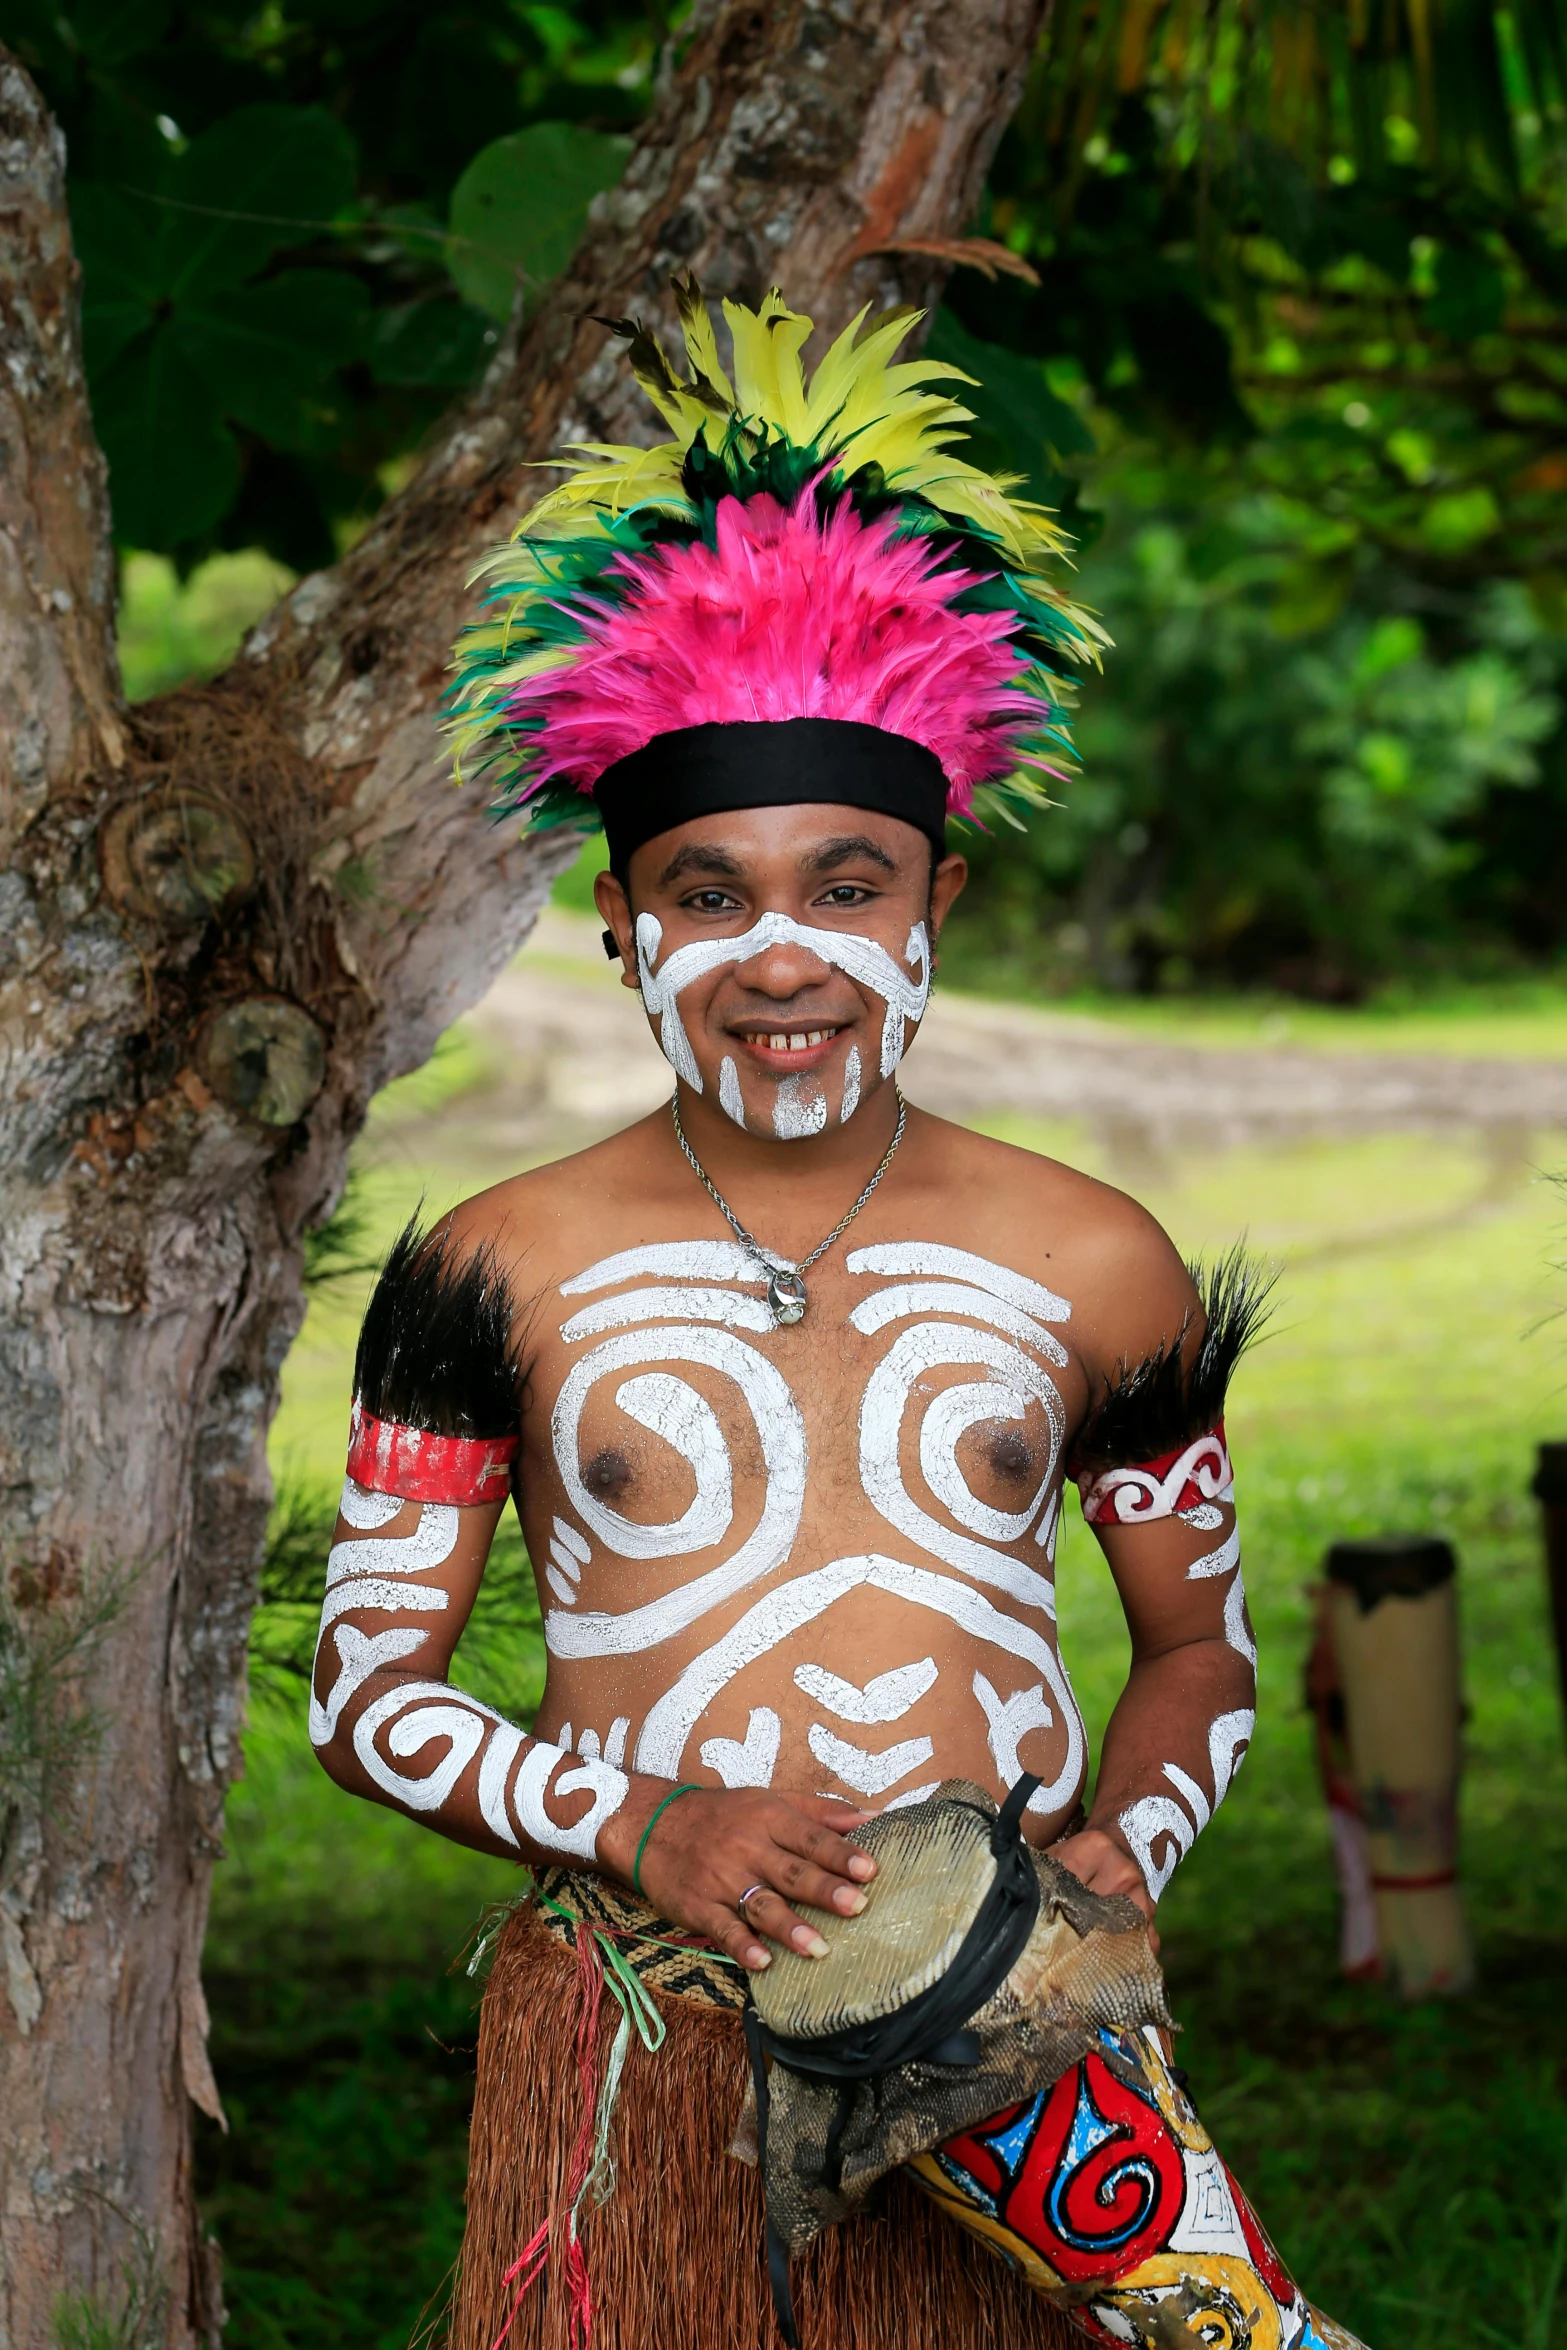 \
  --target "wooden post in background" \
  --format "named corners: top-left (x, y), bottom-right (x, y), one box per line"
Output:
top-left (1531, 1442), bottom-right (1567, 1741)
top-left (1324, 1536), bottom-right (1475, 1999)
